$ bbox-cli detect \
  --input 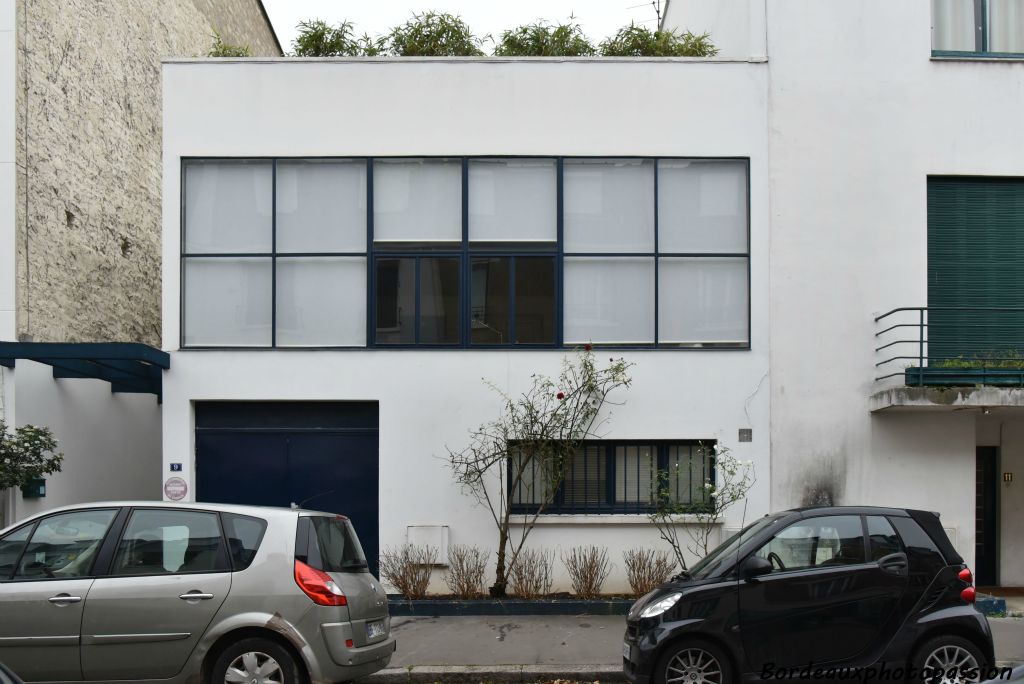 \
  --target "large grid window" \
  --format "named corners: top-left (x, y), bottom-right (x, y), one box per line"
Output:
top-left (183, 159), bottom-right (367, 347)
top-left (932, 0), bottom-right (1024, 56)
top-left (181, 157), bottom-right (749, 349)
top-left (510, 441), bottom-right (715, 514)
